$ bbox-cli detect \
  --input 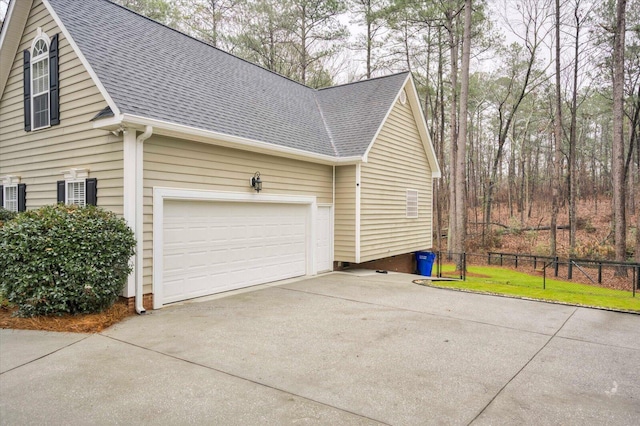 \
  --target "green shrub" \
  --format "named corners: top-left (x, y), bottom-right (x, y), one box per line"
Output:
top-left (0, 204), bottom-right (135, 317)
top-left (0, 208), bottom-right (17, 227)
